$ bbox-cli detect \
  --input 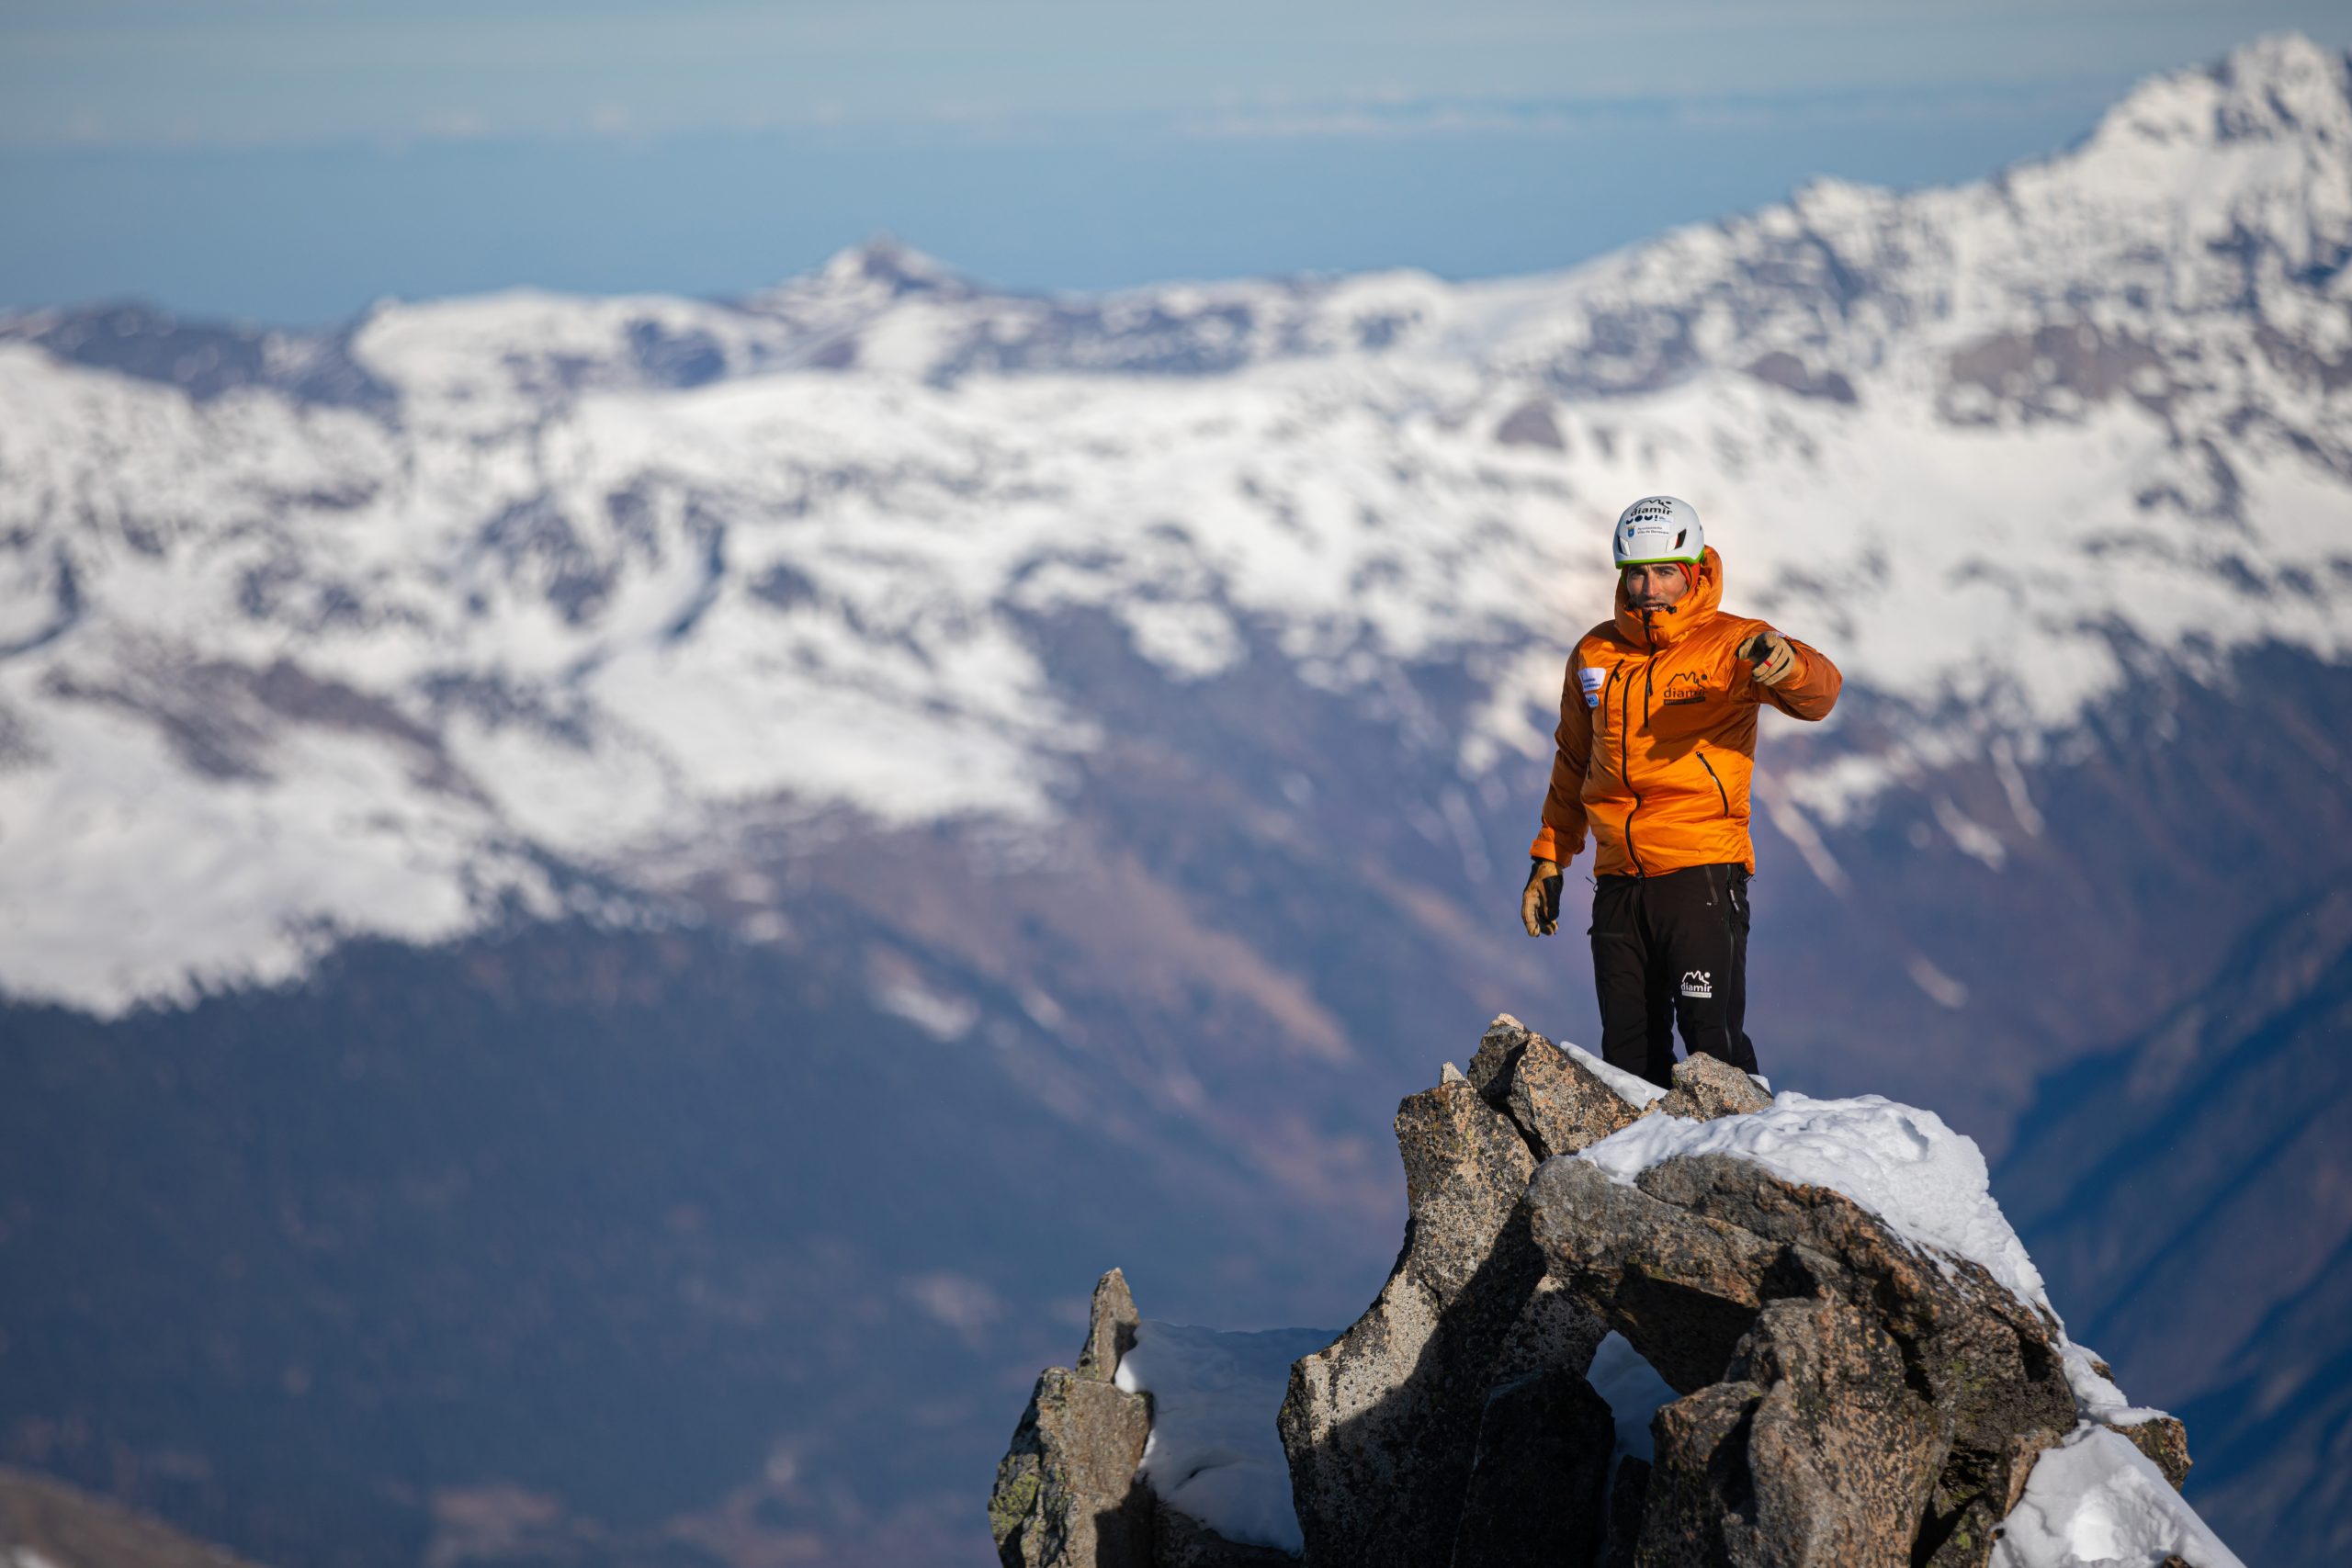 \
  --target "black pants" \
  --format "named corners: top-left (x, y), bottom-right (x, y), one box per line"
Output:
top-left (1590, 863), bottom-right (1756, 1089)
